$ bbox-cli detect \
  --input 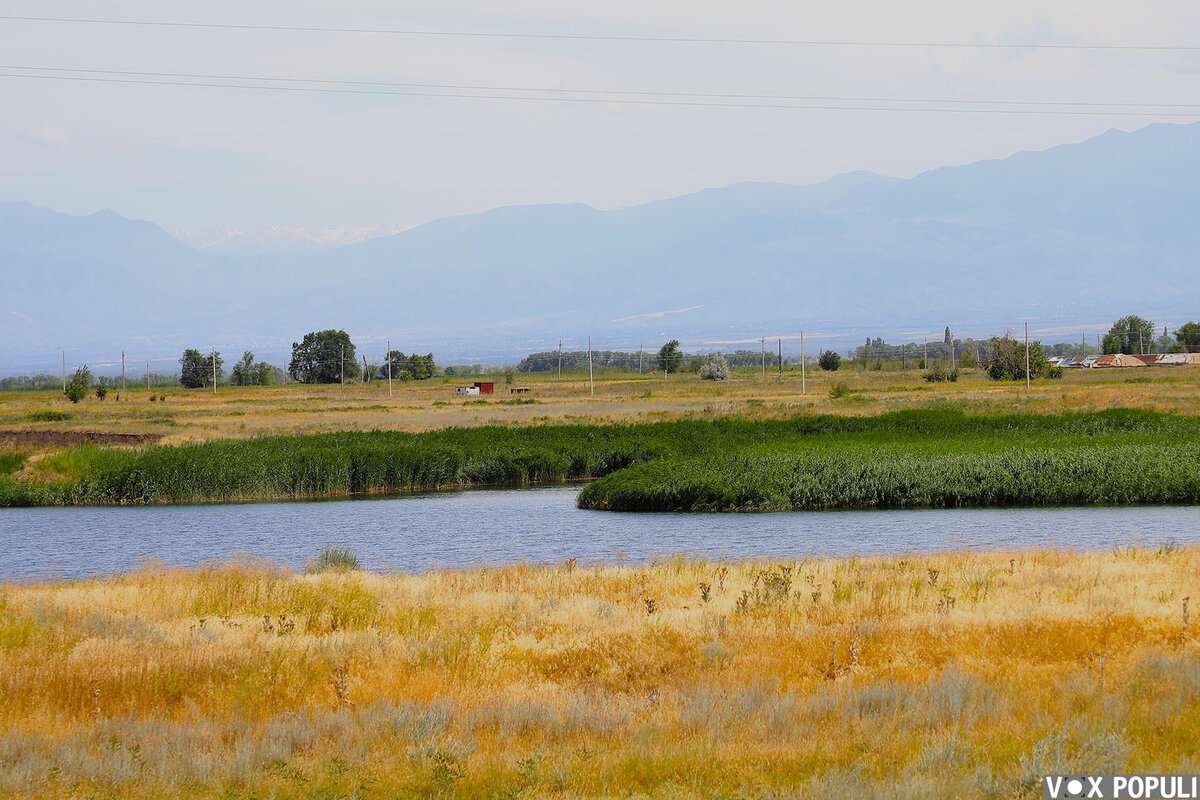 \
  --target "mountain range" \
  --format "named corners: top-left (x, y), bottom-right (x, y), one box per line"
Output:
top-left (2, 121), bottom-right (1197, 372)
